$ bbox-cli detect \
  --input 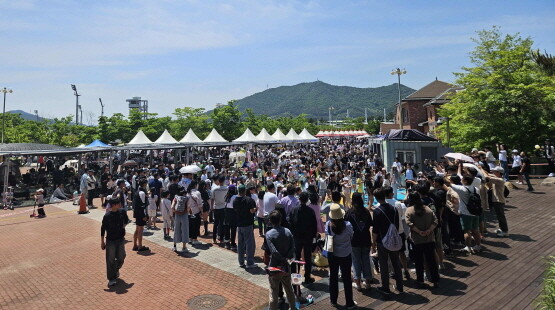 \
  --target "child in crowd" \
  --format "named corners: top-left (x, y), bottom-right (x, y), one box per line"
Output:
top-left (160, 191), bottom-right (173, 239)
top-left (147, 189), bottom-right (158, 228)
top-left (35, 189), bottom-right (46, 218)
